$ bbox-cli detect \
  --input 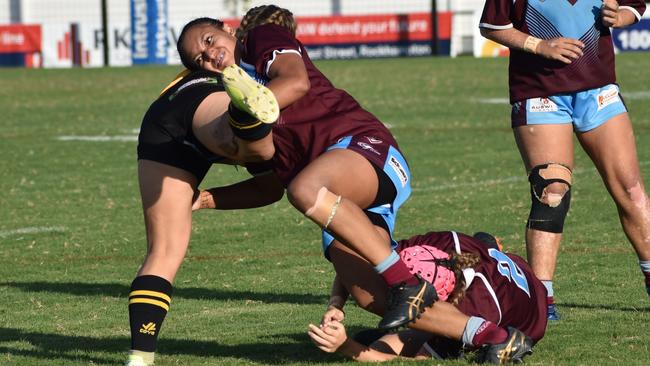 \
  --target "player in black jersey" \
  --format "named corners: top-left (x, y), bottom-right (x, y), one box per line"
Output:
top-left (125, 20), bottom-right (280, 365)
